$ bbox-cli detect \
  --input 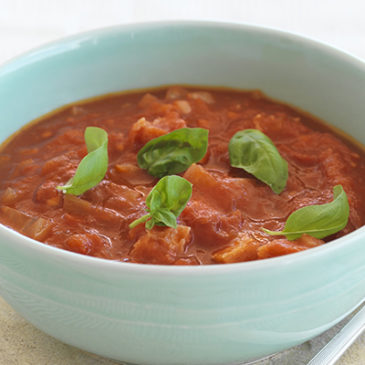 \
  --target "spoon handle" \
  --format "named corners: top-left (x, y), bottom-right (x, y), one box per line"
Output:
top-left (307, 303), bottom-right (365, 365)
